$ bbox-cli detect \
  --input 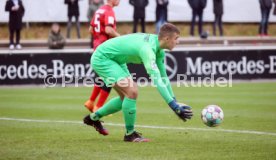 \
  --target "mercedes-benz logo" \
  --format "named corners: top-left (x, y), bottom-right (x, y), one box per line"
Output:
top-left (165, 53), bottom-right (178, 79)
